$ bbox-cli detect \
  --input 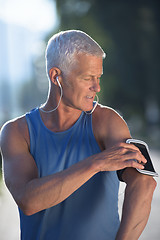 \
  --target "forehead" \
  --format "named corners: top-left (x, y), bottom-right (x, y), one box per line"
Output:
top-left (73, 53), bottom-right (103, 75)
